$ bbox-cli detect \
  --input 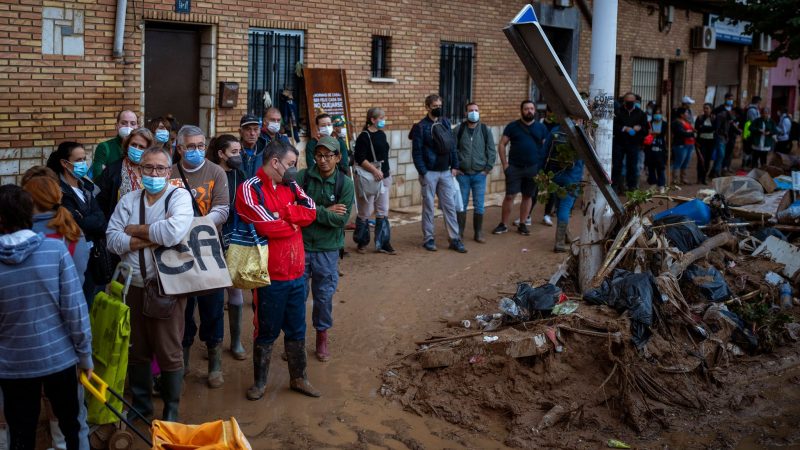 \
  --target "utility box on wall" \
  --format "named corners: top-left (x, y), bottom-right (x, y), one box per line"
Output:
top-left (218, 82), bottom-right (239, 108)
